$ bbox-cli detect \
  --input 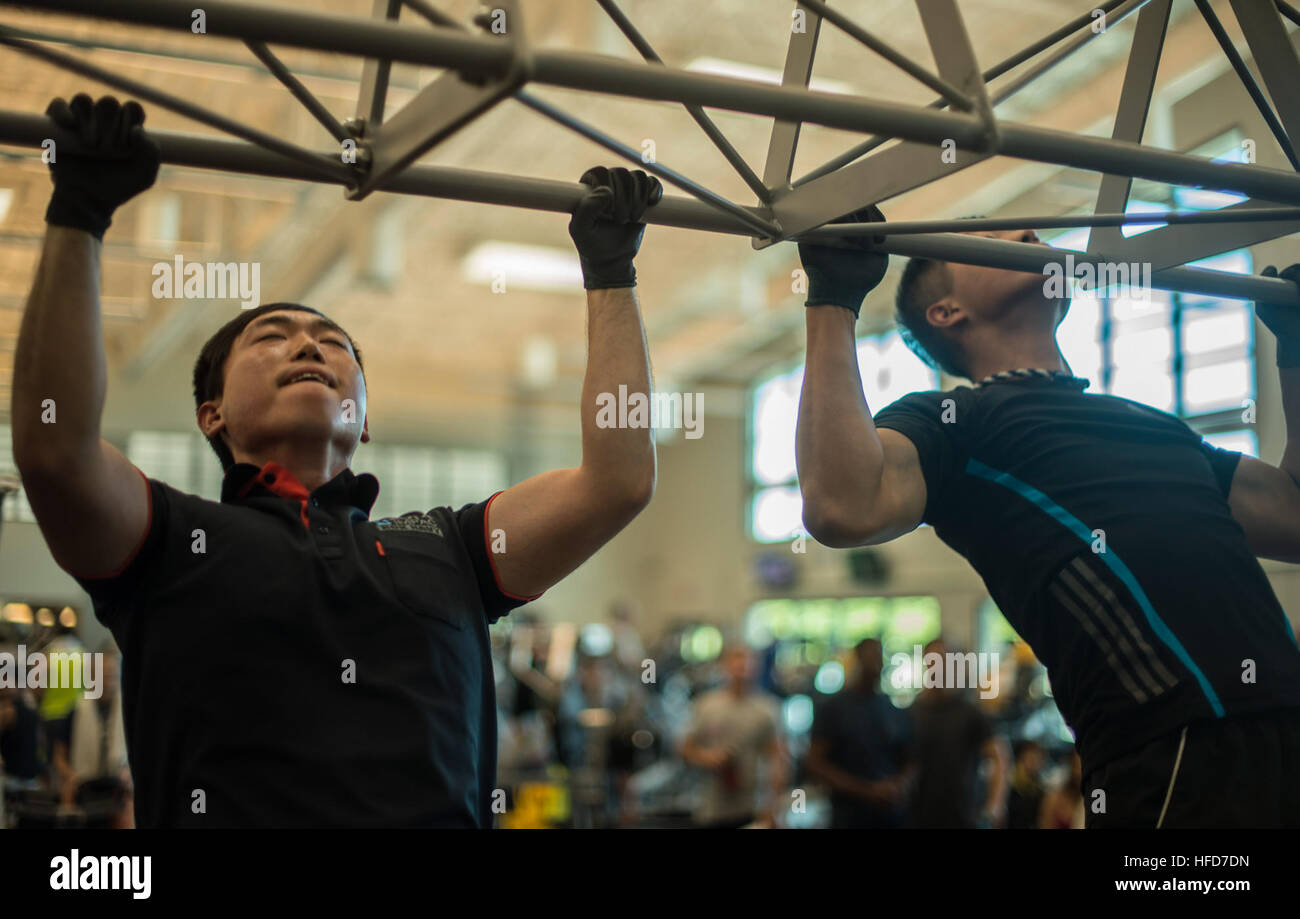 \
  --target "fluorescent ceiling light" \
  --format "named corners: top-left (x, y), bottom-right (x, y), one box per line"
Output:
top-left (684, 56), bottom-right (854, 96)
top-left (461, 241), bottom-right (583, 293)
